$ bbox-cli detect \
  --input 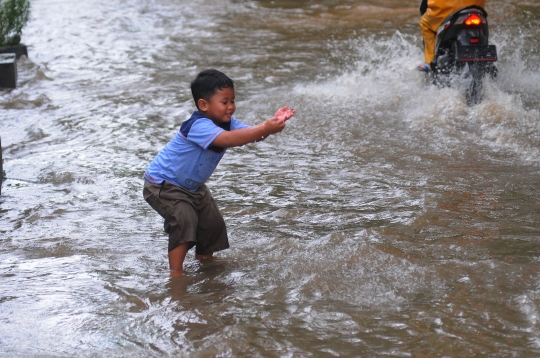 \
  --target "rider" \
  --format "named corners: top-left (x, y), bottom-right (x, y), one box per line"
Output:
top-left (418, 0), bottom-right (486, 71)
